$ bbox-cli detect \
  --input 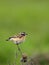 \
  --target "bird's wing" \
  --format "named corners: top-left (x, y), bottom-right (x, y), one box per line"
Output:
top-left (6, 34), bottom-right (18, 41)
top-left (9, 33), bottom-right (23, 39)
top-left (9, 35), bottom-right (17, 39)
top-left (16, 35), bottom-right (23, 38)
